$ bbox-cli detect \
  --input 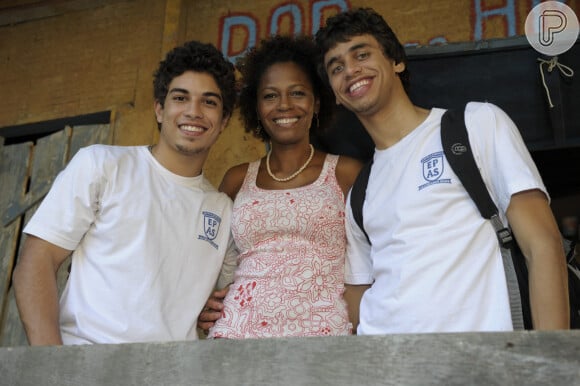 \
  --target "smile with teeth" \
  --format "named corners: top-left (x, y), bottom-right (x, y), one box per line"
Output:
top-left (348, 79), bottom-right (371, 94)
top-left (274, 117), bottom-right (299, 125)
top-left (180, 124), bottom-right (205, 133)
